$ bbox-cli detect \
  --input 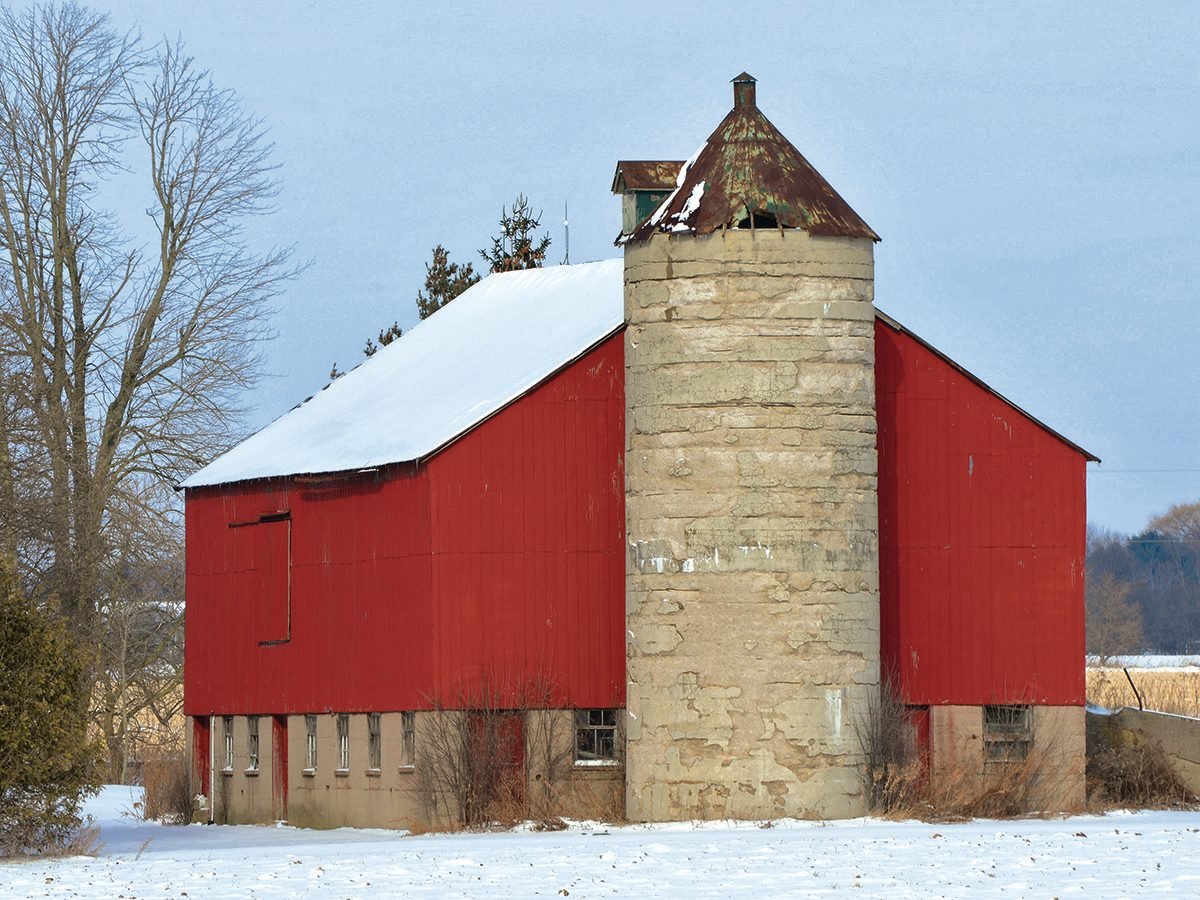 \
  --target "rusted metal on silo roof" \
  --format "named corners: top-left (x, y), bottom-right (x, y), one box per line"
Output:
top-left (628, 73), bottom-right (880, 243)
top-left (611, 161), bottom-right (685, 194)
